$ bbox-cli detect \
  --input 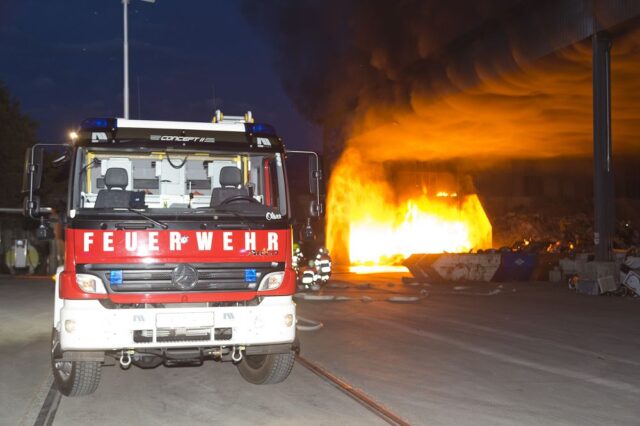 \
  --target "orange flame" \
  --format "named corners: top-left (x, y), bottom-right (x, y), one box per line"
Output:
top-left (326, 149), bottom-right (491, 265)
top-left (326, 31), bottom-right (640, 266)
